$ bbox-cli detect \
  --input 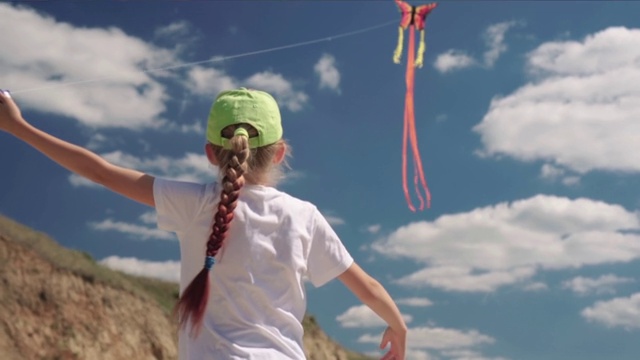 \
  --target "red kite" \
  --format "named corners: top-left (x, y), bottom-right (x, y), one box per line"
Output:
top-left (393, 0), bottom-right (437, 211)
